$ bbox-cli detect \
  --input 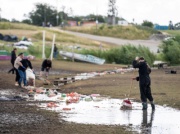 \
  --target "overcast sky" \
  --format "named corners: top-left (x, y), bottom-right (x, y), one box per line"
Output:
top-left (0, 0), bottom-right (179, 25)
